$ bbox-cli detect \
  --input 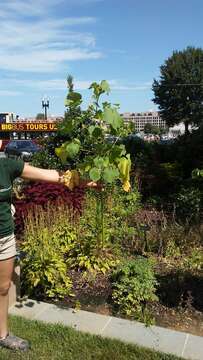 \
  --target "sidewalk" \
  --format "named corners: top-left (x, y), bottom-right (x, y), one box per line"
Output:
top-left (9, 299), bottom-right (203, 360)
